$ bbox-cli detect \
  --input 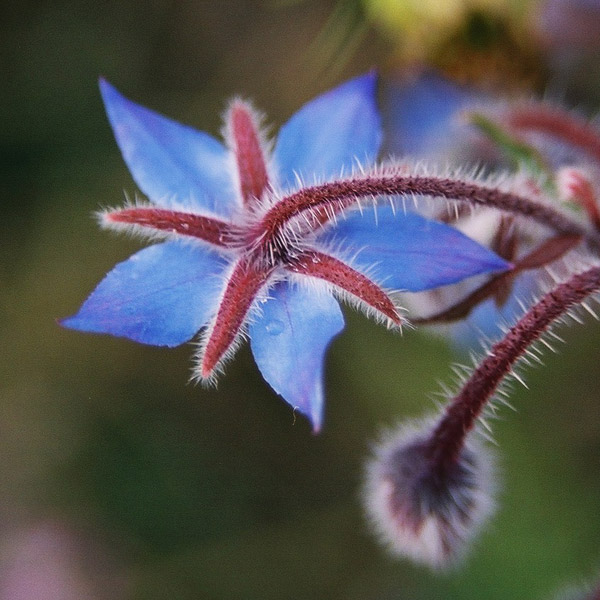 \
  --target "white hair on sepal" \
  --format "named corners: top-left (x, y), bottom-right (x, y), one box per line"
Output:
top-left (98, 202), bottom-right (240, 256)
top-left (98, 187), bottom-right (229, 228)
top-left (186, 262), bottom-right (239, 388)
top-left (96, 196), bottom-right (163, 239)
top-left (191, 313), bottom-right (250, 389)
top-left (285, 270), bottom-right (334, 301)
top-left (94, 192), bottom-right (251, 256)
top-left (221, 96), bottom-right (277, 206)
top-left (190, 261), bottom-right (278, 387)
top-left (191, 323), bottom-right (247, 389)
top-left (293, 241), bottom-right (408, 331)
top-left (333, 284), bottom-right (409, 332)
